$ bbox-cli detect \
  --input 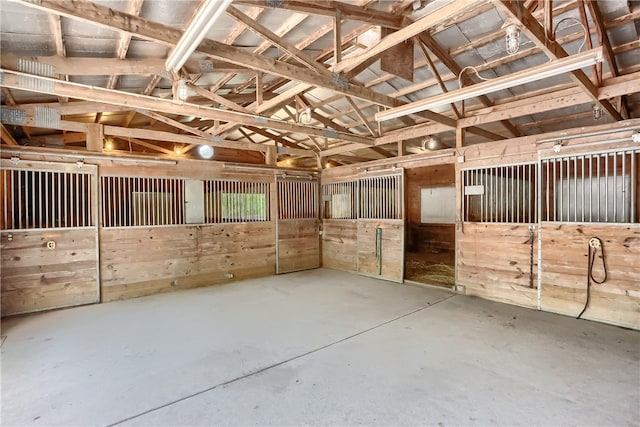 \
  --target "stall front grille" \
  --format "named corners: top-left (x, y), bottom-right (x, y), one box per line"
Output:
top-left (1, 168), bottom-right (93, 230)
top-left (358, 174), bottom-right (402, 220)
top-left (204, 179), bottom-right (269, 223)
top-left (322, 180), bottom-right (358, 219)
top-left (462, 163), bottom-right (537, 223)
top-left (101, 176), bottom-right (184, 227)
top-left (278, 179), bottom-right (318, 220)
top-left (542, 149), bottom-right (638, 223)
